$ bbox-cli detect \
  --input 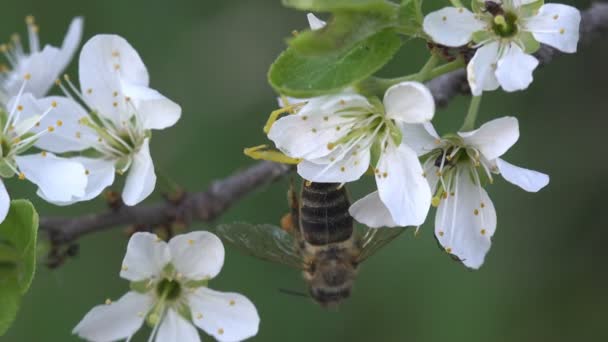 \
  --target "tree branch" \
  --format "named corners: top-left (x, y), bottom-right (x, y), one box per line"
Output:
top-left (40, 2), bottom-right (608, 244)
